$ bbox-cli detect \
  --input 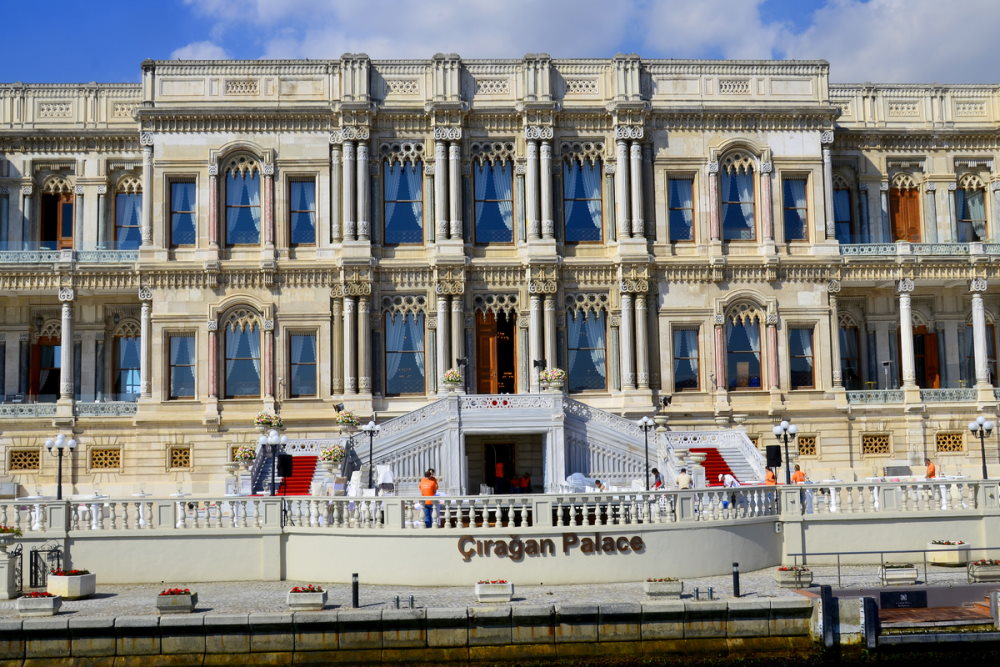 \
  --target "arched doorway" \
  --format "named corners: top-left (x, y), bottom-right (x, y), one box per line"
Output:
top-left (475, 311), bottom-right (516, 394)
